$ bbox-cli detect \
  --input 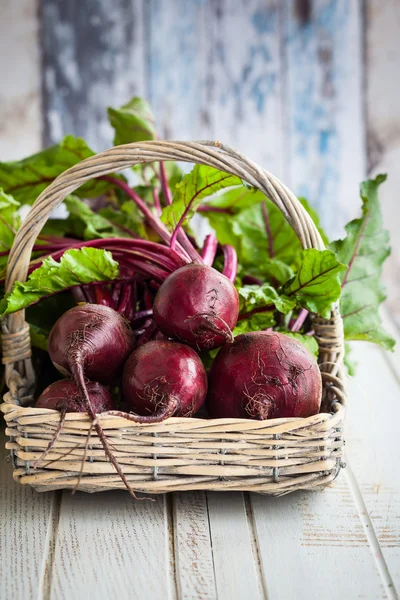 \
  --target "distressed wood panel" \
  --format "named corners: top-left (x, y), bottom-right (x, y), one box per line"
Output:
top-left (146, 0), bottom-right (284, 177)
top-left (250, 481), bottom-right (387, 599)
top-left (365, 0), bottom-right (400, 328)
top-left (284, 0), bottom-right (366, 238)
top-left (207, 0), bottom-right (285, 178)
top-left (0, 428), bottom-right (55, 600)
top-left (250, 339), bottom-right (400, 600)
top-left (0, 0), bottom-right (41, 160)
top-left (40, 0), bottom-right (146, 149)
top-left (346, 340), bottom-right (400, 594)
top-left (46, 492), bottom-right (175, 600)
top-left (207, 492), bottom-right (265, 600)
top-left (172, 492), bottom-right (217, 600)
top-left (145, 0), bottom-right (212, 142)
